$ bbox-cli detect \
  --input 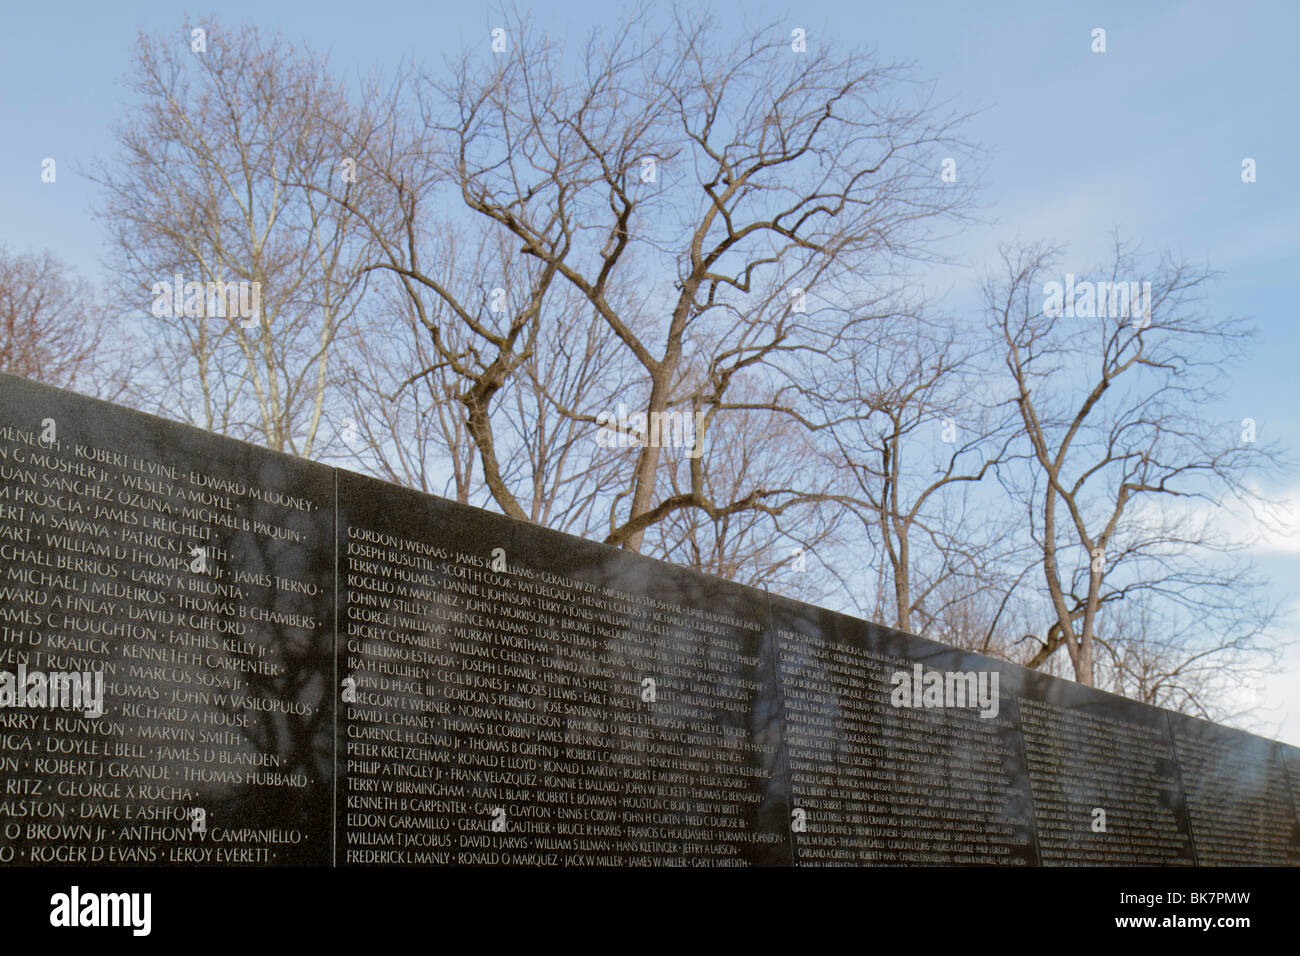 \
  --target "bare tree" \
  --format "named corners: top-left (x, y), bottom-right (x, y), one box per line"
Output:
top-left (815, 313), bottom-right (1019, 635)
top-left (650, 391), bottom-right (845, 596)
top-left (335, 219), bottom-right (634, 527)
top-left (92, 20), bottom-right (376, 456)
top-left (348, 5), bottom-right (974, 567)
top-left (57, 15), bottom-right (1285, 721)
top-left (1091, 591), bottom-right (1279, 724)
top-left (986, 236), bottom-right (1281, 690)
top-left (333, 283), bottom-right (478, 500)
top-left (0, 246), bottom-right (122, 398)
